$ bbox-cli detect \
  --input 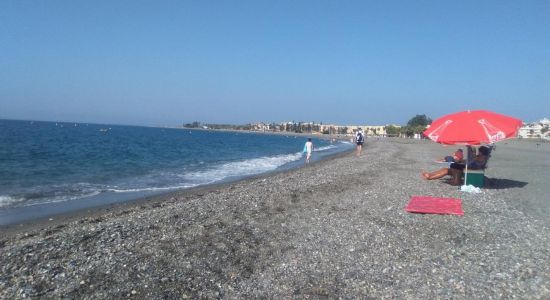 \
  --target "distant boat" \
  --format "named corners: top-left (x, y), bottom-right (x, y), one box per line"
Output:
top-left (99, 128), bottom-right (110, 132)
